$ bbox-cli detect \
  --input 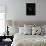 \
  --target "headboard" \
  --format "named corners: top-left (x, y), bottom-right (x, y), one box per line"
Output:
top-left (15, 21), bottom-right (46, 27)
top-left (6, 20), bottom-right (46, 27)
